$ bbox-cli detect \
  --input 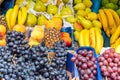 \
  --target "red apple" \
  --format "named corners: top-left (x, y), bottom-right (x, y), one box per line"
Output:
top-left (61, 36), bottom-right (72, 47)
